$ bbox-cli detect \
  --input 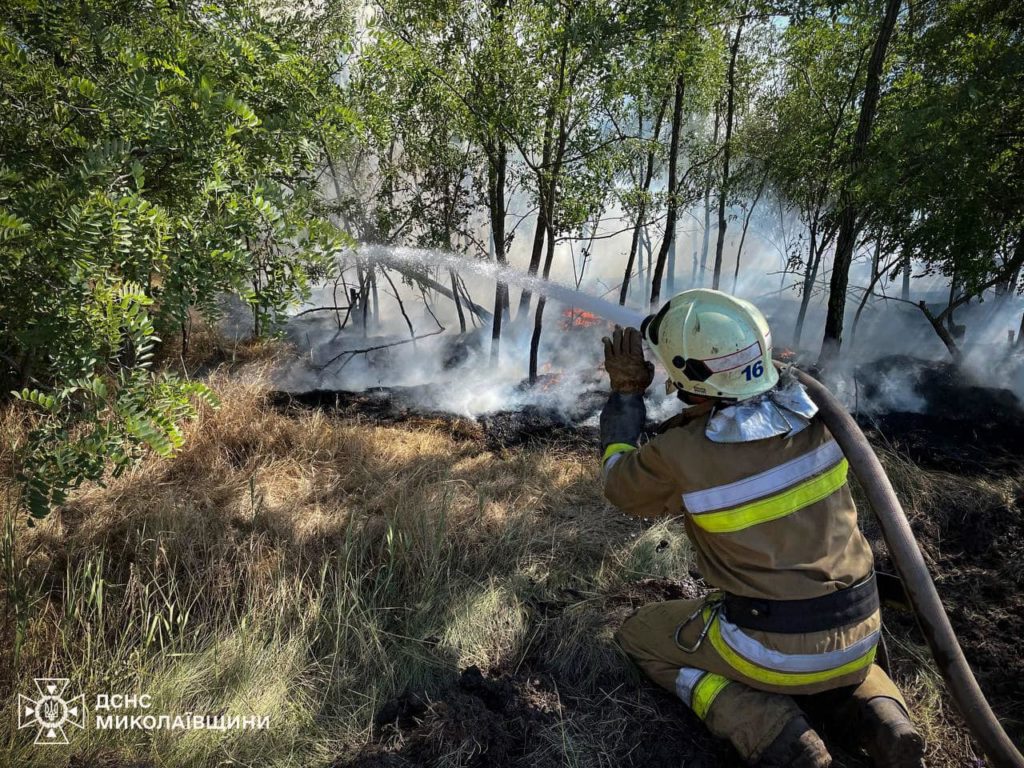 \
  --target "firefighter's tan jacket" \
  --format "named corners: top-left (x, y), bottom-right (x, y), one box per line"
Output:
top-left (605, 406), bottom-right (882, 695)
